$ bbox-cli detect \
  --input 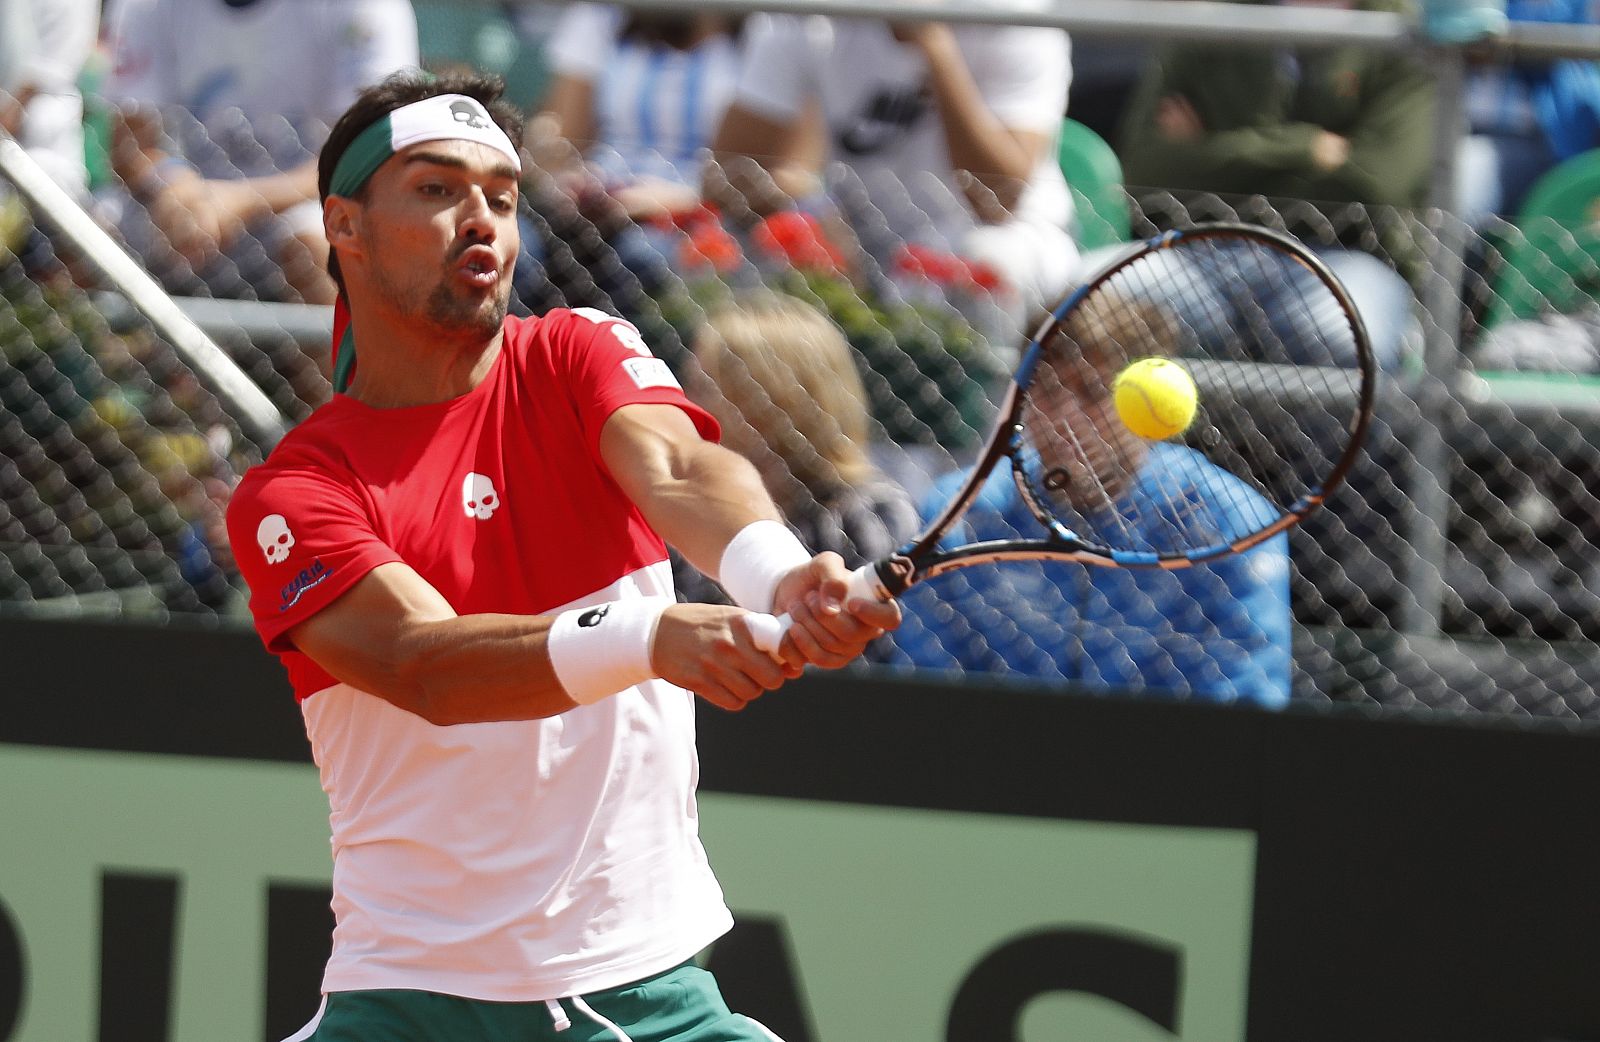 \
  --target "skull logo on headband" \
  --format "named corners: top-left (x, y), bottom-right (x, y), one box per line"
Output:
top-left (450, 99), bottom-right (490, 130)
